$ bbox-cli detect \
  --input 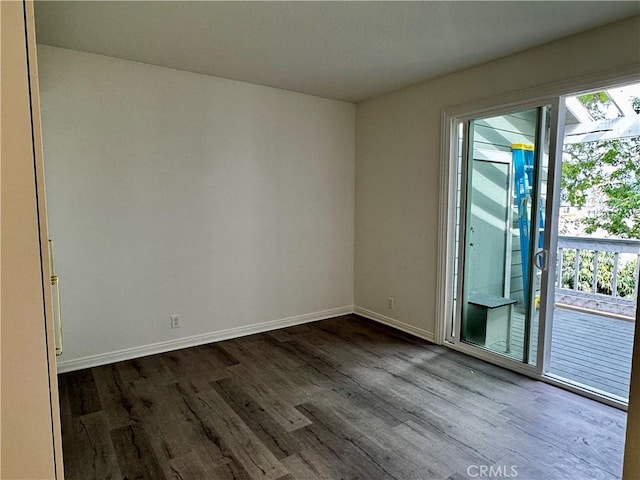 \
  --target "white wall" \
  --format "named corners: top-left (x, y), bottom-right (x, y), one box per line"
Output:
top-left (38, 46), bottom-right (355, 368)
top-left (355, 16), bottom-right (640, 339)
top-left (39, 17), bottom-right (640, 367)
